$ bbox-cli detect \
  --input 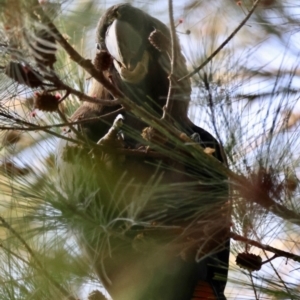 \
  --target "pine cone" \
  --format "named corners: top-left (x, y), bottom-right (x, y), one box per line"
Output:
top-left (236, 252), bottom-right (262, 271)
